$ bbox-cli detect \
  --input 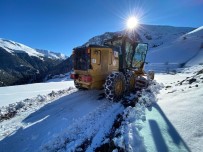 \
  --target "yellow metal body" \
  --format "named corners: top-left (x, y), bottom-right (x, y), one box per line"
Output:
top-left (74, 47), bottom-right (119, 89)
